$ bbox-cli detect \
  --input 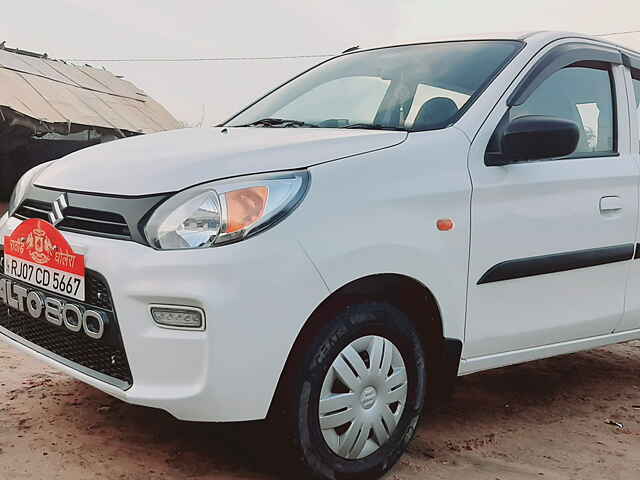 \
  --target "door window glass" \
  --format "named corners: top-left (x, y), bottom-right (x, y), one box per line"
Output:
top-left (510, 65), bottom-right (616, 155)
